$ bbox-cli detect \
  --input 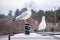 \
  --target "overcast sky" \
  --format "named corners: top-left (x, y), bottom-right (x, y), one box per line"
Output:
top-left (0, 0), bottom-right (60, 15)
